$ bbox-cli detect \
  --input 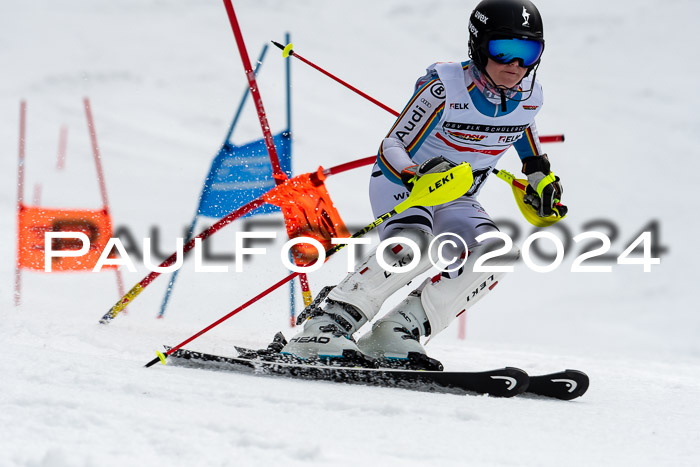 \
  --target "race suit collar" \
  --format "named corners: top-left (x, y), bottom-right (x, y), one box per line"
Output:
top-left (468, 64), bottom-right (520, 106)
